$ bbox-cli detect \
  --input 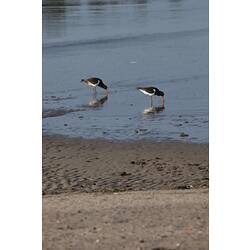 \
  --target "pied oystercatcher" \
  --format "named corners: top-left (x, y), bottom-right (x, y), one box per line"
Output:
top-left (137, 87), bottom-right (165, 107)
top-left (81, 77), bottom-right (108, 96)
